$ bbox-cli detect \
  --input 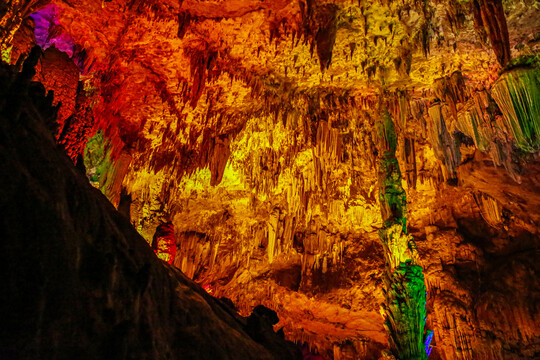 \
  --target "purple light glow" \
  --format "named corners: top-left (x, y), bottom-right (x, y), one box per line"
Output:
top-left (30, 4), bottom-right (75, 57)
top-left (425, 330), bottom-right (434, 357)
